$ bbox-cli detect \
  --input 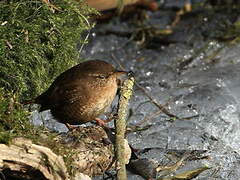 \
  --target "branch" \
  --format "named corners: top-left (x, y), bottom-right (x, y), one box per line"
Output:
top-left (115, 77), bottom-right (134, 180)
